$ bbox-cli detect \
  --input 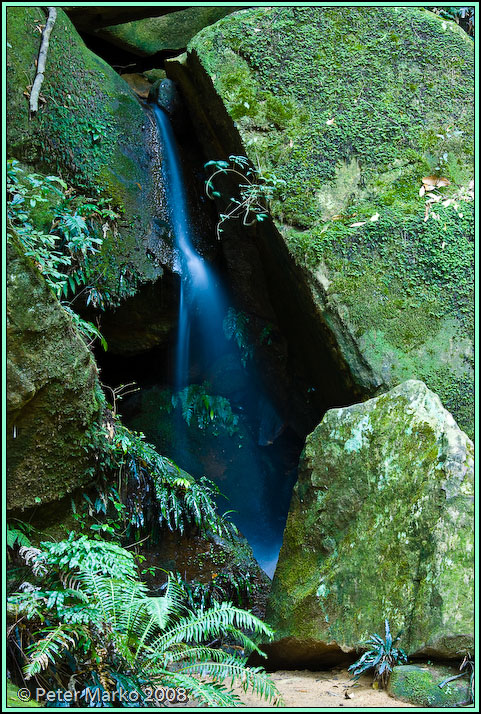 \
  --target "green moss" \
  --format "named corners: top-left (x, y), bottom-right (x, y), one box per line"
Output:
top-left (6, 7), bottom-right (161, 301)
top-left (7, 681), bottom-right (42, 707)
top-left (189, 6), bottom-right (474, 436)
top-left (388, 664), bottom-right (471, 707)
top-left (267, 381), bottom-right (473, 655)
top-left (98, 7), bottom-right (240, 56)
top-left (6, 234), bottom-right (104, 509)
